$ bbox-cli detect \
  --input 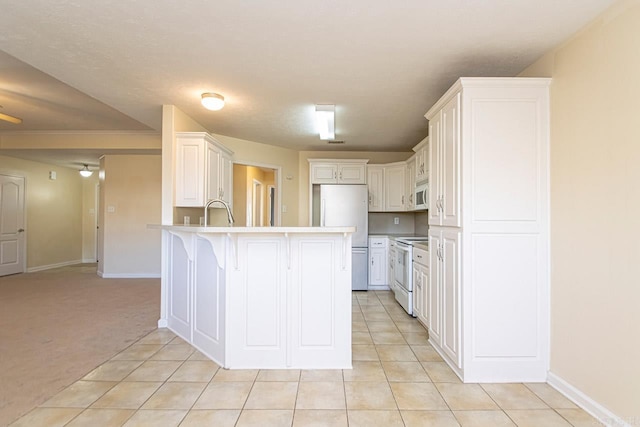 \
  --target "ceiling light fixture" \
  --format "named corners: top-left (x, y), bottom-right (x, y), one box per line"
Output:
top-left (79, 164), bottom-right (93, 178)
top-left (315, 105), bottom-right (335, 140)
top-left (0, 106), bottom-right (22, 124)
top-left (201, 92), bottom-right (225, 111)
